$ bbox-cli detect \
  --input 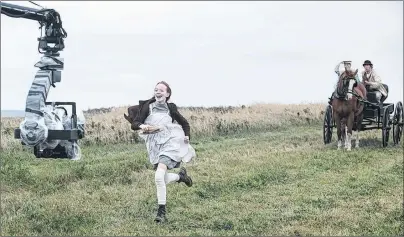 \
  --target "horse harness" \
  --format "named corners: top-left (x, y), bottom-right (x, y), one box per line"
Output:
top-left (335, 73), bottom-right (357, 100)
